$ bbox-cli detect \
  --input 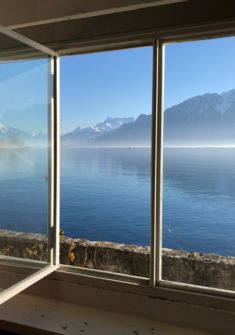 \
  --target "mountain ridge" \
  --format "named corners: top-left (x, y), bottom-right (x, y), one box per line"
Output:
top-left (62, 117), bottom-right (135, 146)
top-left (164, 89), bottom-right (235, 146)
top-left (1, 89), bottom-right (235, 147)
